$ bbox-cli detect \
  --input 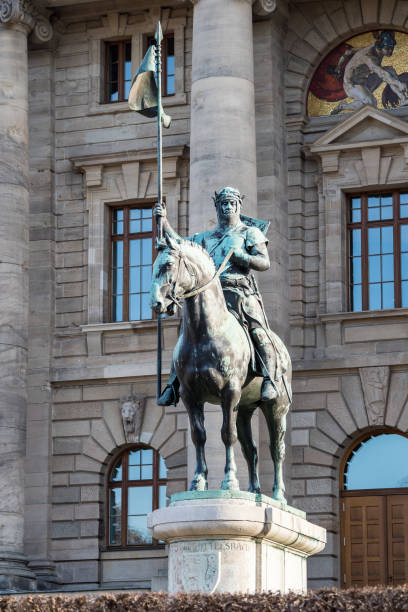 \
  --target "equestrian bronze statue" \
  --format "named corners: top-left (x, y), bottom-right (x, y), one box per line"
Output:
top-left (150, 187), bottom-right (292, 502)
